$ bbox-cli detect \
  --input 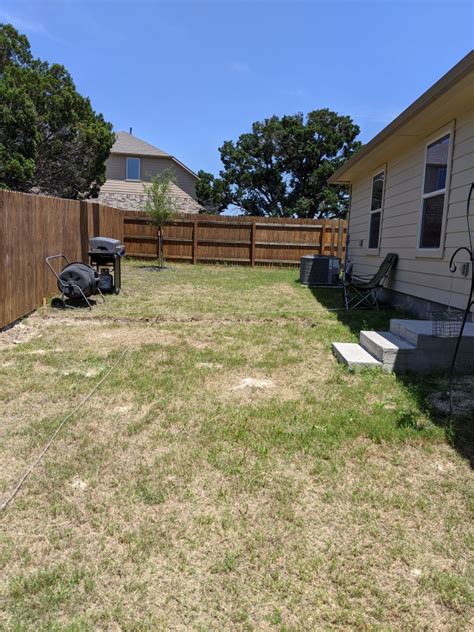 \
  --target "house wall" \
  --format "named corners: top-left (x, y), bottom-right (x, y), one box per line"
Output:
top-left (98, 155), bottom-right (200, 214)
top-left (347, 106), bottom-right (474, 317)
